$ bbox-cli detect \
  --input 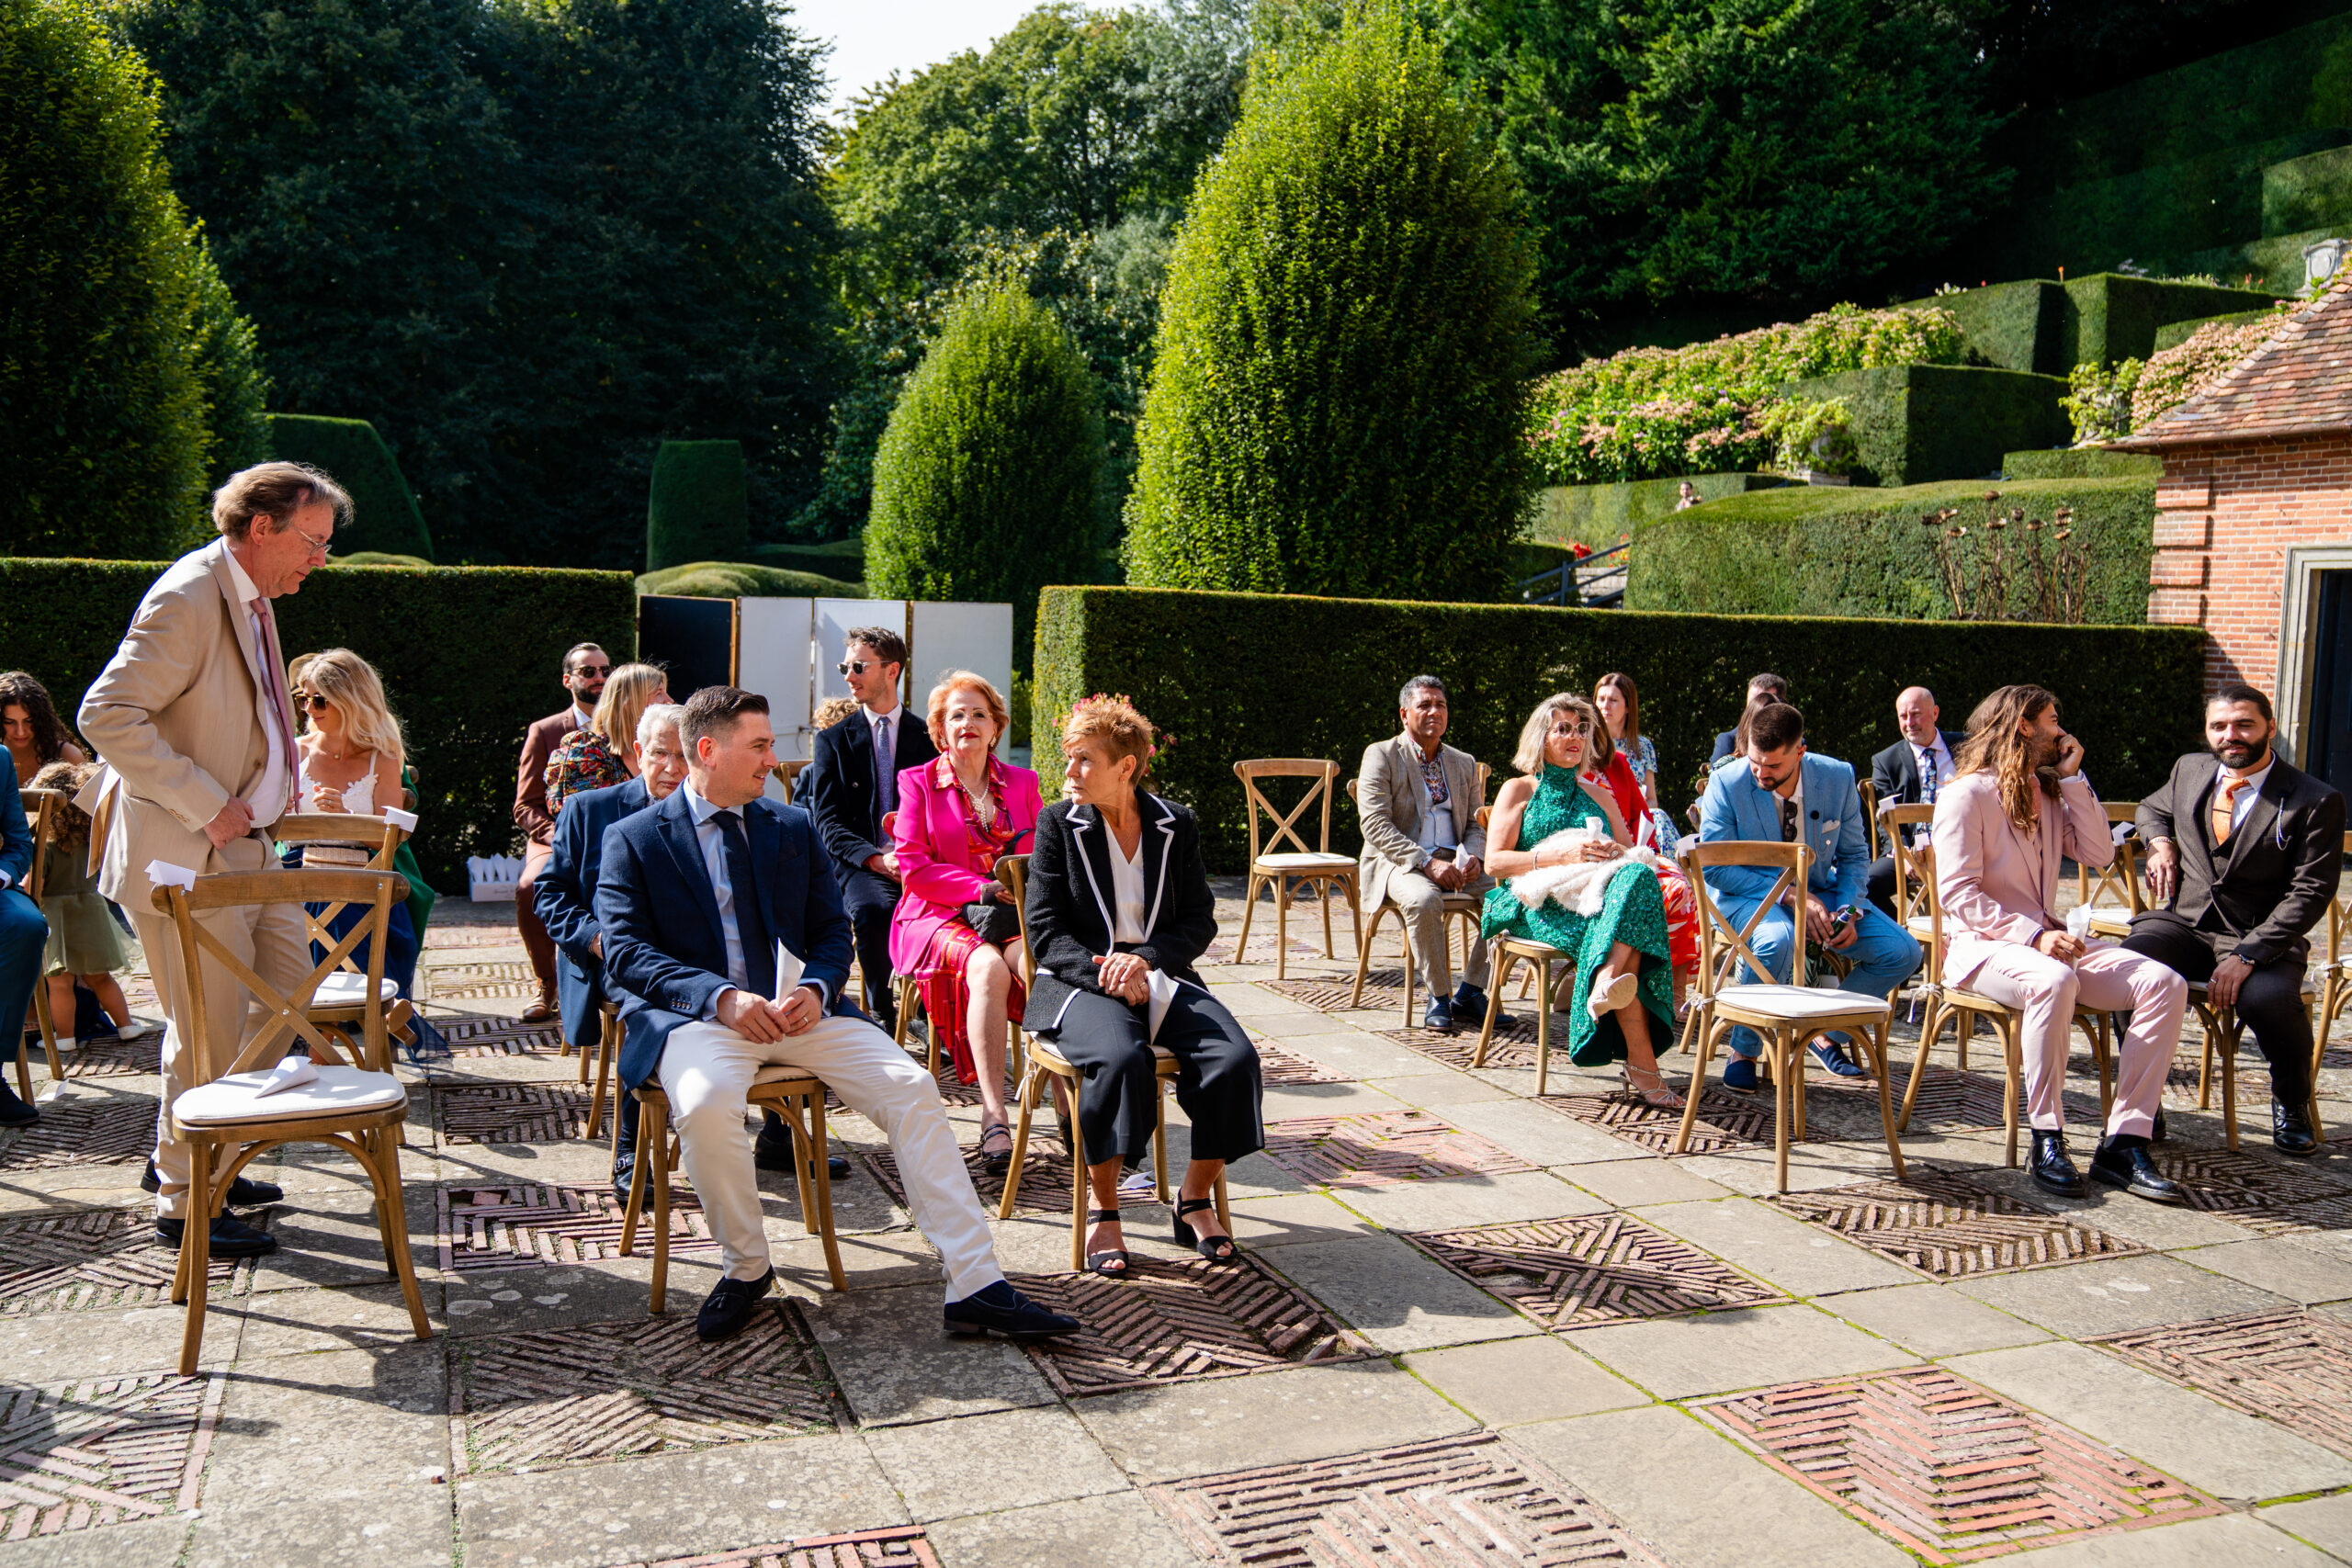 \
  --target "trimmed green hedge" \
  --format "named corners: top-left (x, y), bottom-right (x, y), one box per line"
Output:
top-left (634, 561), bottom-right (863, 599)
top-left (1781, 366), bottom-right (2070, 487)
top-left (2266, 144), bottom-right (2352, 238)
top-left (750, 536), bottom-right (865, 580)
top-left (266, 414), bottom-right (434, 561)
top-left (2001, 449), bottom-right (2161, 480)
top-left (1911, 281), bottom-right (2064, 374)
top-left (645, 441), bottom-right (749, 572)
top-left (1528, 473), bottom-right (1791, 549)
top-left (1034, 584), bottom-right (2205, 871)
top-left (2062, 275), bottom-right (2279, 368)
top-left (0, 557), bottom-right (635, 890)
top-left (1626, 476), bottom-right (2154, 626)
